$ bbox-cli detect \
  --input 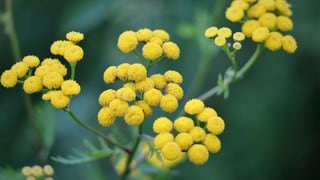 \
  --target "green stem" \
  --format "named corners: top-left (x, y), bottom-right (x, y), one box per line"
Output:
top-left (222, 45), bottom-right (238, 79)
top-left (70, 62), bottom-right (77, 80)
top-left (198, 44), bottom-right (264, 101)
top-left (64, 108), bottom-right (131, 153)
